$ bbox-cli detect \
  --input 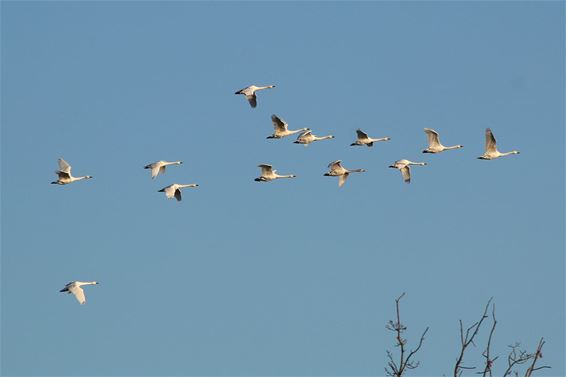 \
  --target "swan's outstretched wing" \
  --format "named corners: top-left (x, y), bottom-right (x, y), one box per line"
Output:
top-left (338, 172), bottom-right (349, 187)
top-left (271, 115), bottom-right (288, 132)
top-left (258, 164), bottom-right (273, 176)
top-left (174, 188), bottom-right (182, 202)
top-left (69, 285), bottom-right (86, 304)
top-left (485, 128), bottom-right (497, 153)
top-left (424, 128), bottom-right (441, 147)
top-left (151, 165), bottom-right (163, 179)
top-left (299, 130), bottom-right (312, 138)
top-left (58, 158), bottom-right (72, 174)
top-left (246, 94), bottom-right (257, 108)
top-left (356, 129), bottom-right (369, 140)
top-left (401, 166), bottom-right (411, 183)
top-left (328, 160), bottom-right (343, 171)
top-left (160, 185), bottom-right (176, 199)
